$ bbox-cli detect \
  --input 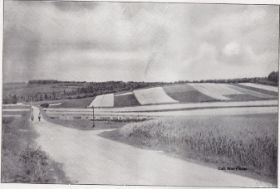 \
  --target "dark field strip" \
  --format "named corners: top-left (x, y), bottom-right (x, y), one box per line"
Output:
top-left (163, 84), bottom-right (217, 103)
top-left (114, 93), bottom-right (141, 107)
top-left (41, 97), bottom-right (94, 108)
top-left (234, 84), bottom-right (278, 96)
